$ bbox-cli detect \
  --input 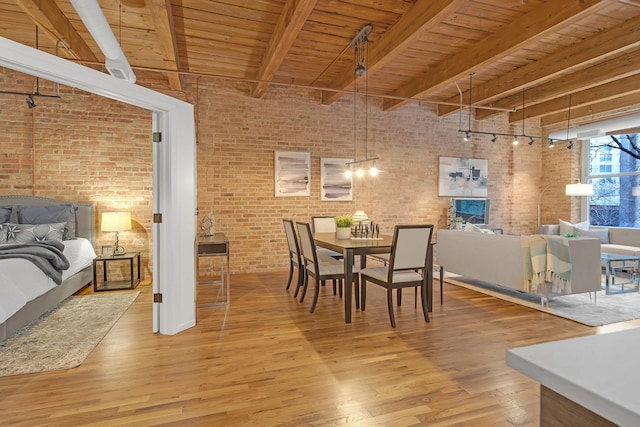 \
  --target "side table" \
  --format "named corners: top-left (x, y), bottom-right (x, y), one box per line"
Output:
top-left (601, 252), bottom-right (640, 294)
top-left (196, 233), bottom-right (230, 306)
top-left (93, 252), bottom-right (141, 292)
